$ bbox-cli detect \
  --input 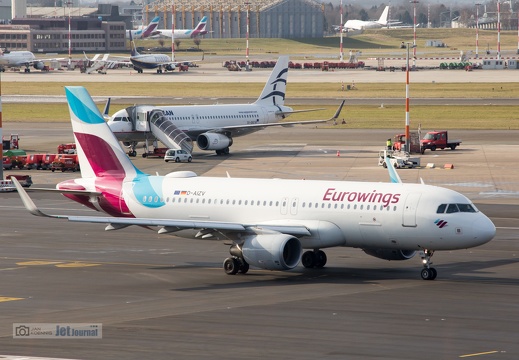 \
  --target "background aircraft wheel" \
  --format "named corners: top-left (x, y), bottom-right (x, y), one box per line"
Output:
top-left (223, 257), bottom-right (239, 275)
top-left (301, 251), bottom-right (316, 268)
top-left (314, 250), bottom-right (327, 268)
